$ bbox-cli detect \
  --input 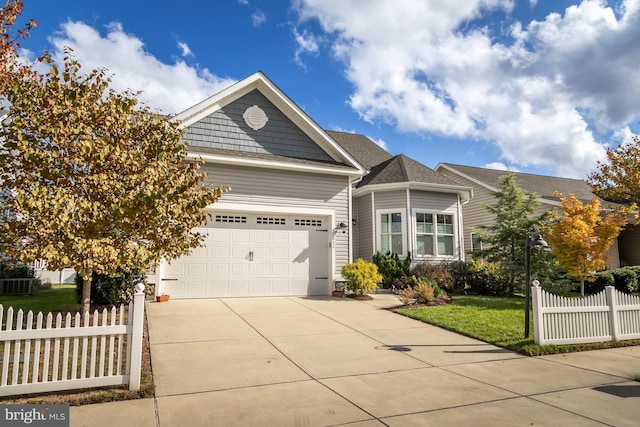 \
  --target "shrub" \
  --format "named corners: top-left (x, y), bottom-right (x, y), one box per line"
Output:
top-left (0, 262), bottom-right (36, 278)
top-left (372, 251), bottom-right (411, 288)
top-left (75, 268), bottom-right (150, 306)
top-left (396, 286), bottom-right (416, 306)
top-left (447, 261), bottom-right (470, 294)
top-left (391, 275), bottom-right (415, 290)
top-left (341, 259), bottom-right (383, 295)
top-left (586, 271), bottom-right (614, 294)
top-left (462, 260), bottom-right (510, 296)
top-left (411, 261), bottom-right (454, 292)
top-left (611, 268), bottom-right (638, 293)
